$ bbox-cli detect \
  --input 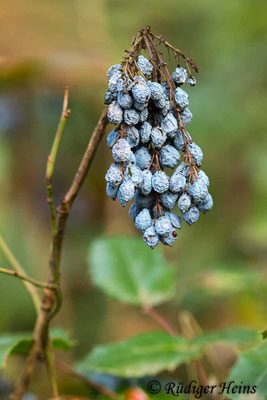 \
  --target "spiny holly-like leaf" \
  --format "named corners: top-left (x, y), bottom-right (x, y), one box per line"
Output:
top-left (0, 328), bottom-right (72, 368)
top-left (228, 340), bottom-right (267, 397)
top-left (77, 328), bottom-right (260, 378)
top-left (88, 237), bottom-right (175, 306)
